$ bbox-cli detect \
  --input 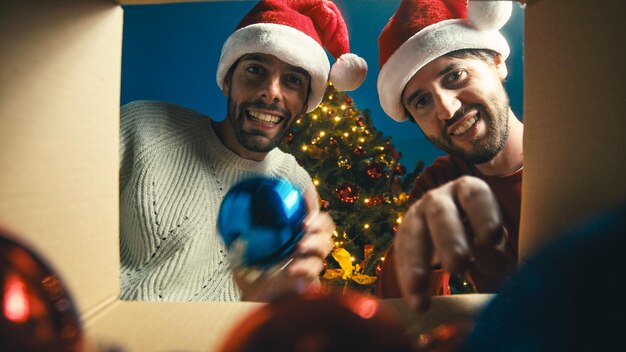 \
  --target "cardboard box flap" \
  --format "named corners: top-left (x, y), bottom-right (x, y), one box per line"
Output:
top-left (0, 0), bottom-right (123, 318)
top-left (519, 0), bottom-right (626, 258)
top-left (85, 301), bottom-right (260, 351)
top-left (84, 295), bottom-right (492, 351)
